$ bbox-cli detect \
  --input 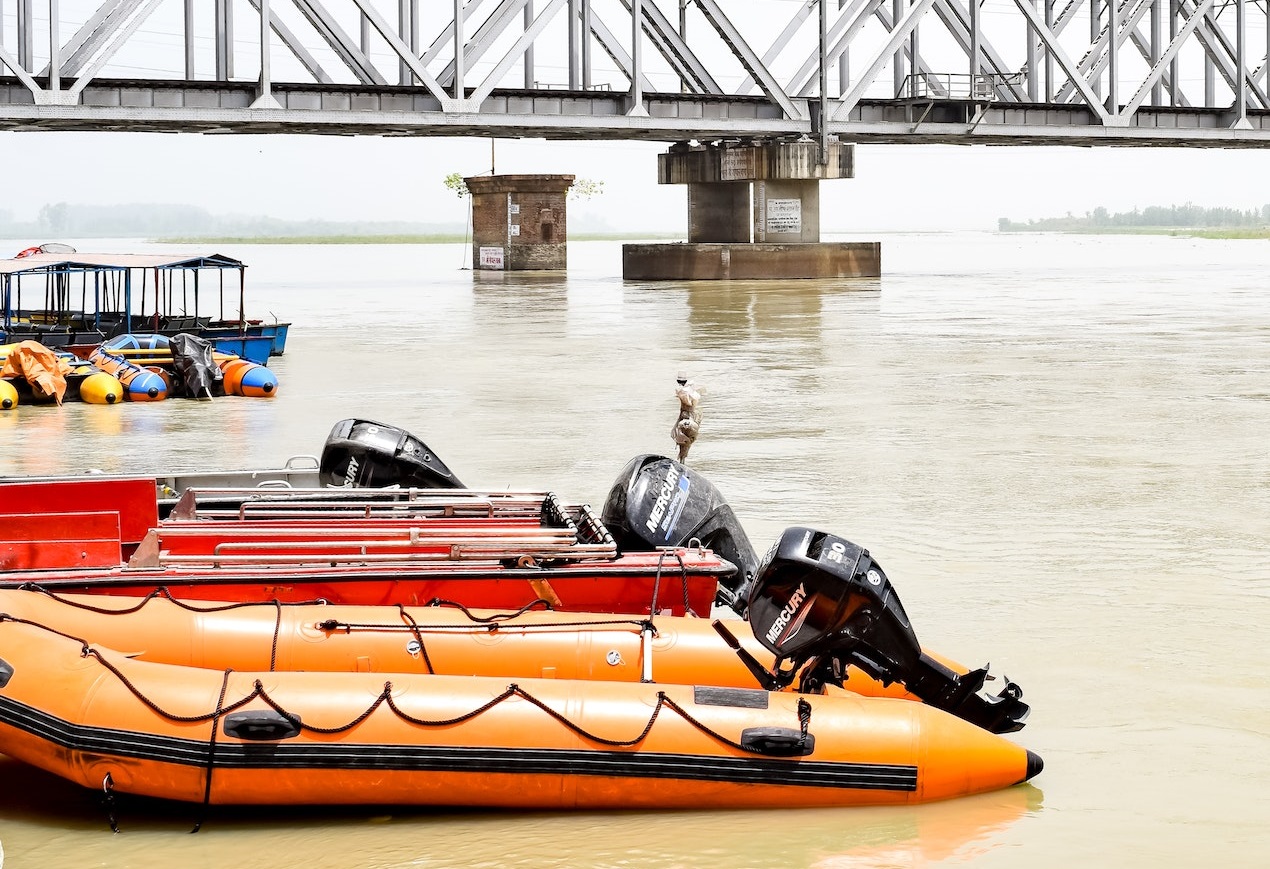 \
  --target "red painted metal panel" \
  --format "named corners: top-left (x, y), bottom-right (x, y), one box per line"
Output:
top-left (0, 511), bottom-right (123, 570)
top-left (0, 478), bottom-right (157, 545)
